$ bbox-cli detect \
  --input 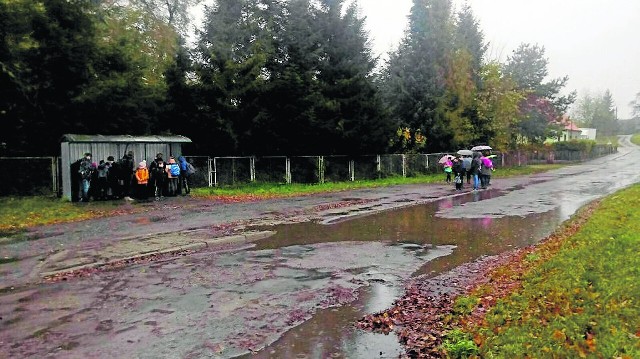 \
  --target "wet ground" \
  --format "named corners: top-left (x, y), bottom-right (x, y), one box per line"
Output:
top-left (1, 137), bottom-right (639, 358)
